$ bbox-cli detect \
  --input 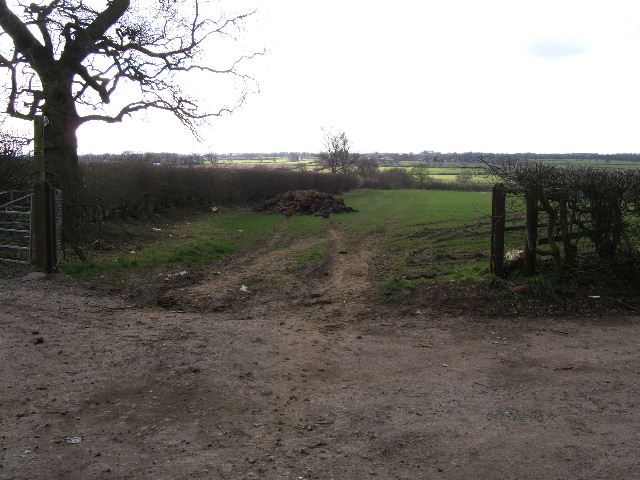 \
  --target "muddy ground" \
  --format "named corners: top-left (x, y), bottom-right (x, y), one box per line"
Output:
top-left (1, 221), bottom-right (639, 479)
